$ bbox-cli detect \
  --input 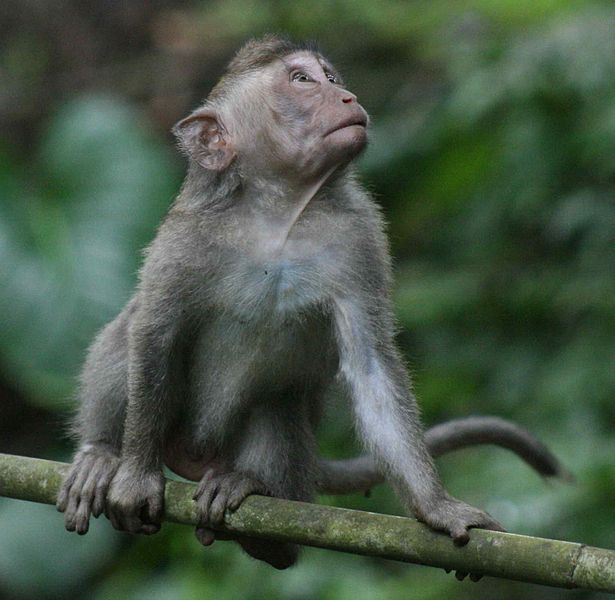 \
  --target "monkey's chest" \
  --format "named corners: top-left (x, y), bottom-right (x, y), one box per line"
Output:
top-left (222, 254), bottom-right (332, 317)
top-left (265, 260), bottom-right (317, 309)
